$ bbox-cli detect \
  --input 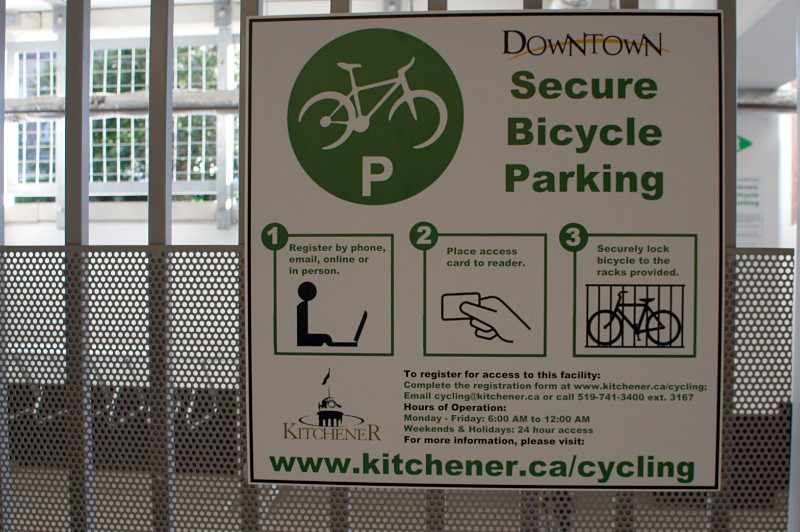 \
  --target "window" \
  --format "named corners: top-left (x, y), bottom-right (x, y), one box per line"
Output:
top-left (90, 115), bottom-right (218, 185)
top-left (91, 117), bottom-right (148, 183)
top-left (18, 51), bottom-right (56, 97)
top-left (17, 121), bottom-right (57, 185)
top-left (175, 45), bottom-right (218, 90)
top-left (92, 48), bottom-right (148, 94)
top-left (174, 115), bottom-right (217, 182)
top-left (8, 39), bottom-right (235, 238)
